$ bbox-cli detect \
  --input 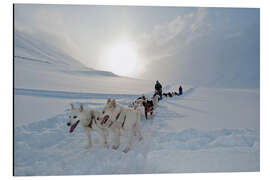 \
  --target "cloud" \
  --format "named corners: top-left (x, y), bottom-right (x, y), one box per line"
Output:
top-left (137, 8), bottom-right (259, 88)
top-left (137, 8), bottom-right (211, 61)
top-left (14, 5), bottom-right (259, 87)
top-left (224, 31), bottom-right (242, 39)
